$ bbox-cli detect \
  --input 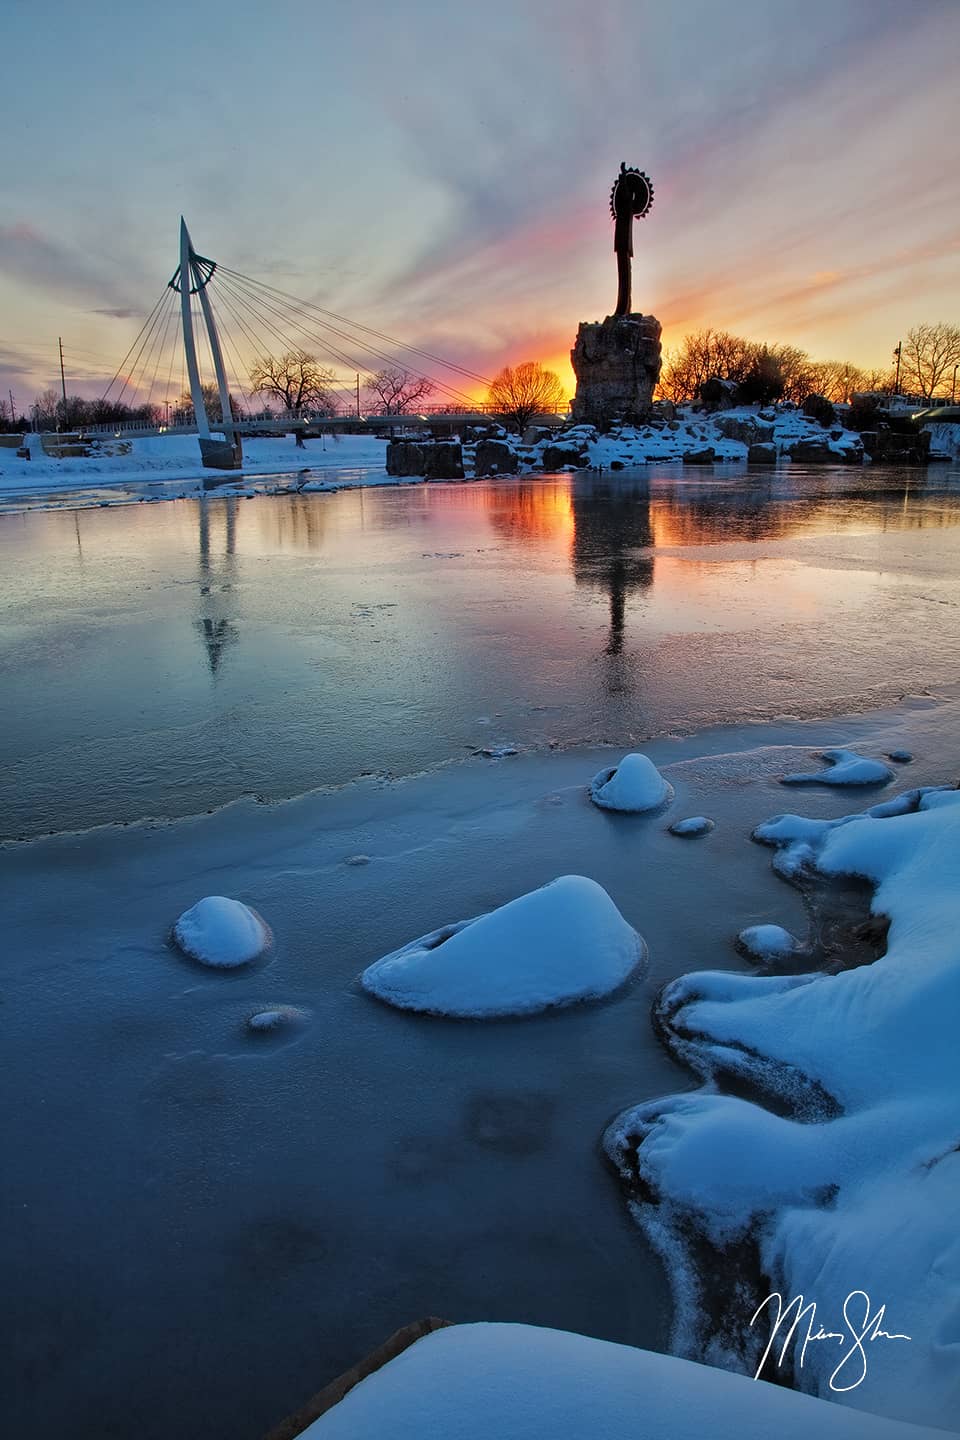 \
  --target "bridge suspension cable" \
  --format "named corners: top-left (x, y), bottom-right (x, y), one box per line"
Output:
top-left (96, 225), bottom-right (507, 424)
